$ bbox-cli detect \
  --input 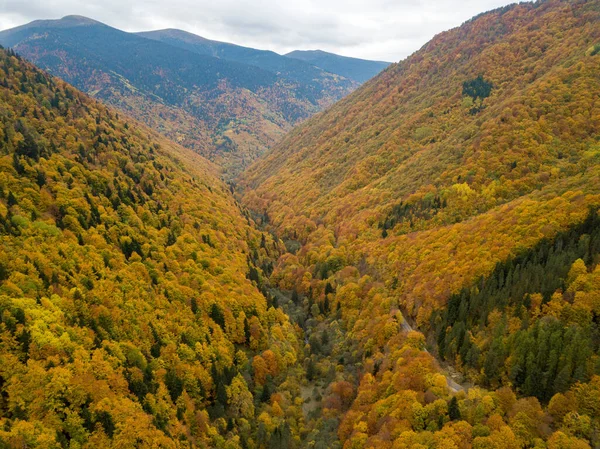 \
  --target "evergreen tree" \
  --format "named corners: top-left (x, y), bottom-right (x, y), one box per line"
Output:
top-left (448, 397), bottom-right (461, 421)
